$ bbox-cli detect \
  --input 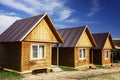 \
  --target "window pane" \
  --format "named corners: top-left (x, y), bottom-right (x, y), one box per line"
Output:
top-left (104, 50), bottom-right (108, 58)
top-left (79, 48), bottom-right (85, 59)
top-left (33, 52), bottom-right (38, 58)
top-left (80, 49), bottom-right (82, 58)
top-left (39, 45), bottom-right (44, 58)
top-left (83, 49), bottom-right (85, 58)
top-left (32, 45), bottom-right (38, 58)
top-left (33, 45), bottom-right (37, 51)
